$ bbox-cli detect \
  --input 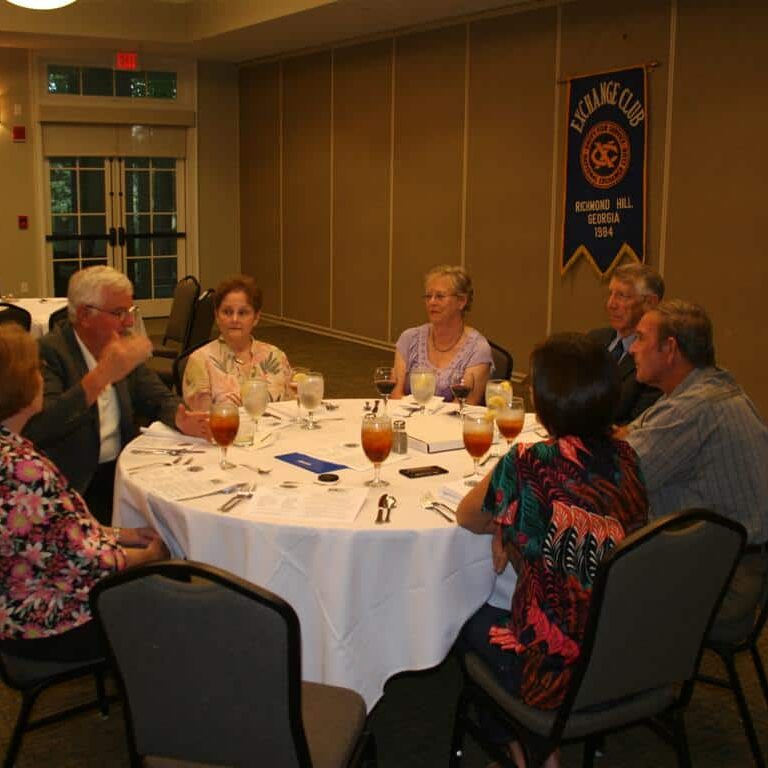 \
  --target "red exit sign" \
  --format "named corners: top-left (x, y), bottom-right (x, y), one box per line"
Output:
top-left (115, 51), bottom-right (139, 71)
